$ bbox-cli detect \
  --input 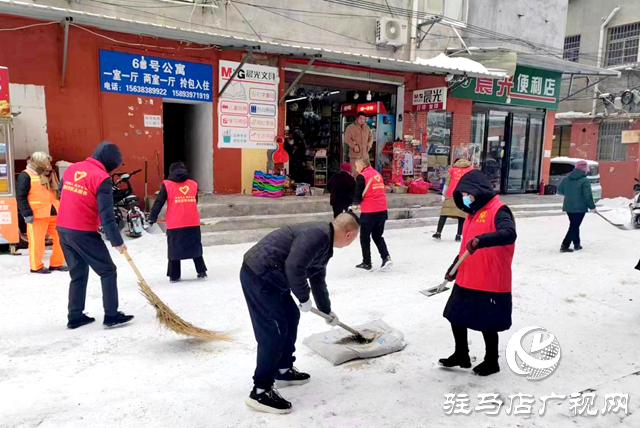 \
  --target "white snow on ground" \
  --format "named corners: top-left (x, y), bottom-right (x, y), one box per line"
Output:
top-left (599, 197), bottom-right (634, 226)
top-left (1, 215), bottom-right (640, 428)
